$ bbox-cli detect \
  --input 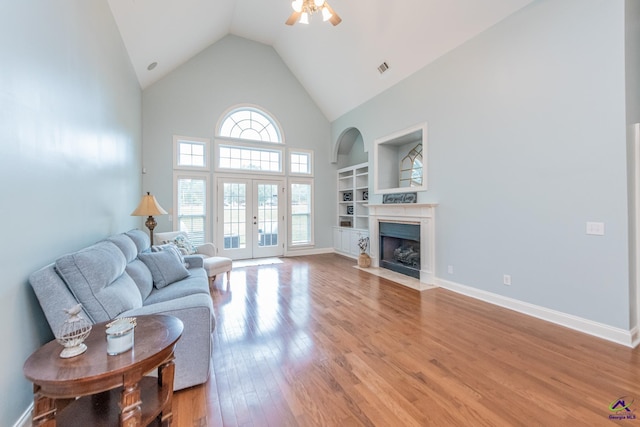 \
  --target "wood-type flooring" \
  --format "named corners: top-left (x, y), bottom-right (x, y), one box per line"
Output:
top-left (172, 253), bottom-right (640, 426)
